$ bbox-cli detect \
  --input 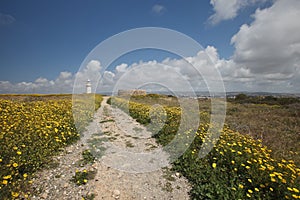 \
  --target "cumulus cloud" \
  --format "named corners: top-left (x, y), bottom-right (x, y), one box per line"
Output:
top-left (208, 0), bottom-right (268, 25)
top-left (91, 46), bottom-right (227, 94)
top-left (0, 71), bottom-right (77, 94)
top-left (115, 63), bottom-right (128, 73)
top-left (231, 0), bottom-right (300, 89)
top-left (152, 4), bottom-right (166, 15)
top-left (0, 12), bottom-right (15, 25)
top-left (2, 0), bottom-right (300, 95)
top-left (73, 60), bottom-right (103, 93)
